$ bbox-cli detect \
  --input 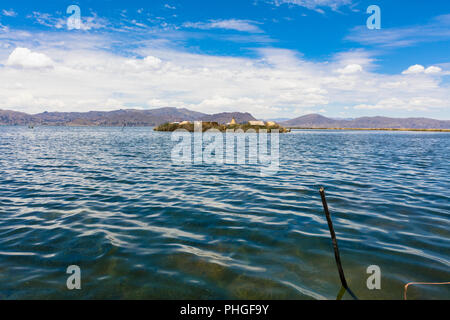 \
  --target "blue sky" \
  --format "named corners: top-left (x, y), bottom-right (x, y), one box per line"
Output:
top-left (0, 0), bottom-right (449, 119)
